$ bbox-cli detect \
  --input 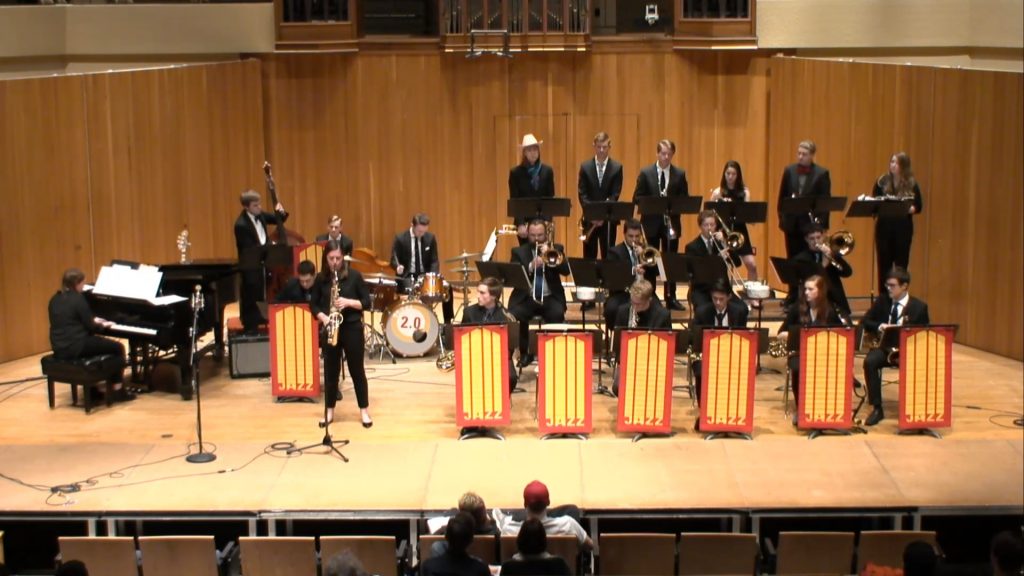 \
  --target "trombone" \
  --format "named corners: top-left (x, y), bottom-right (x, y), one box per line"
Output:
top-left (820, 230), bottom-right (855, 270)
top-left (711, 211), bottom-right (747, 291)
top-left (634, 227), bottom-right (661, 269)
top-left (532, 221), bottom-right (564, 303)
